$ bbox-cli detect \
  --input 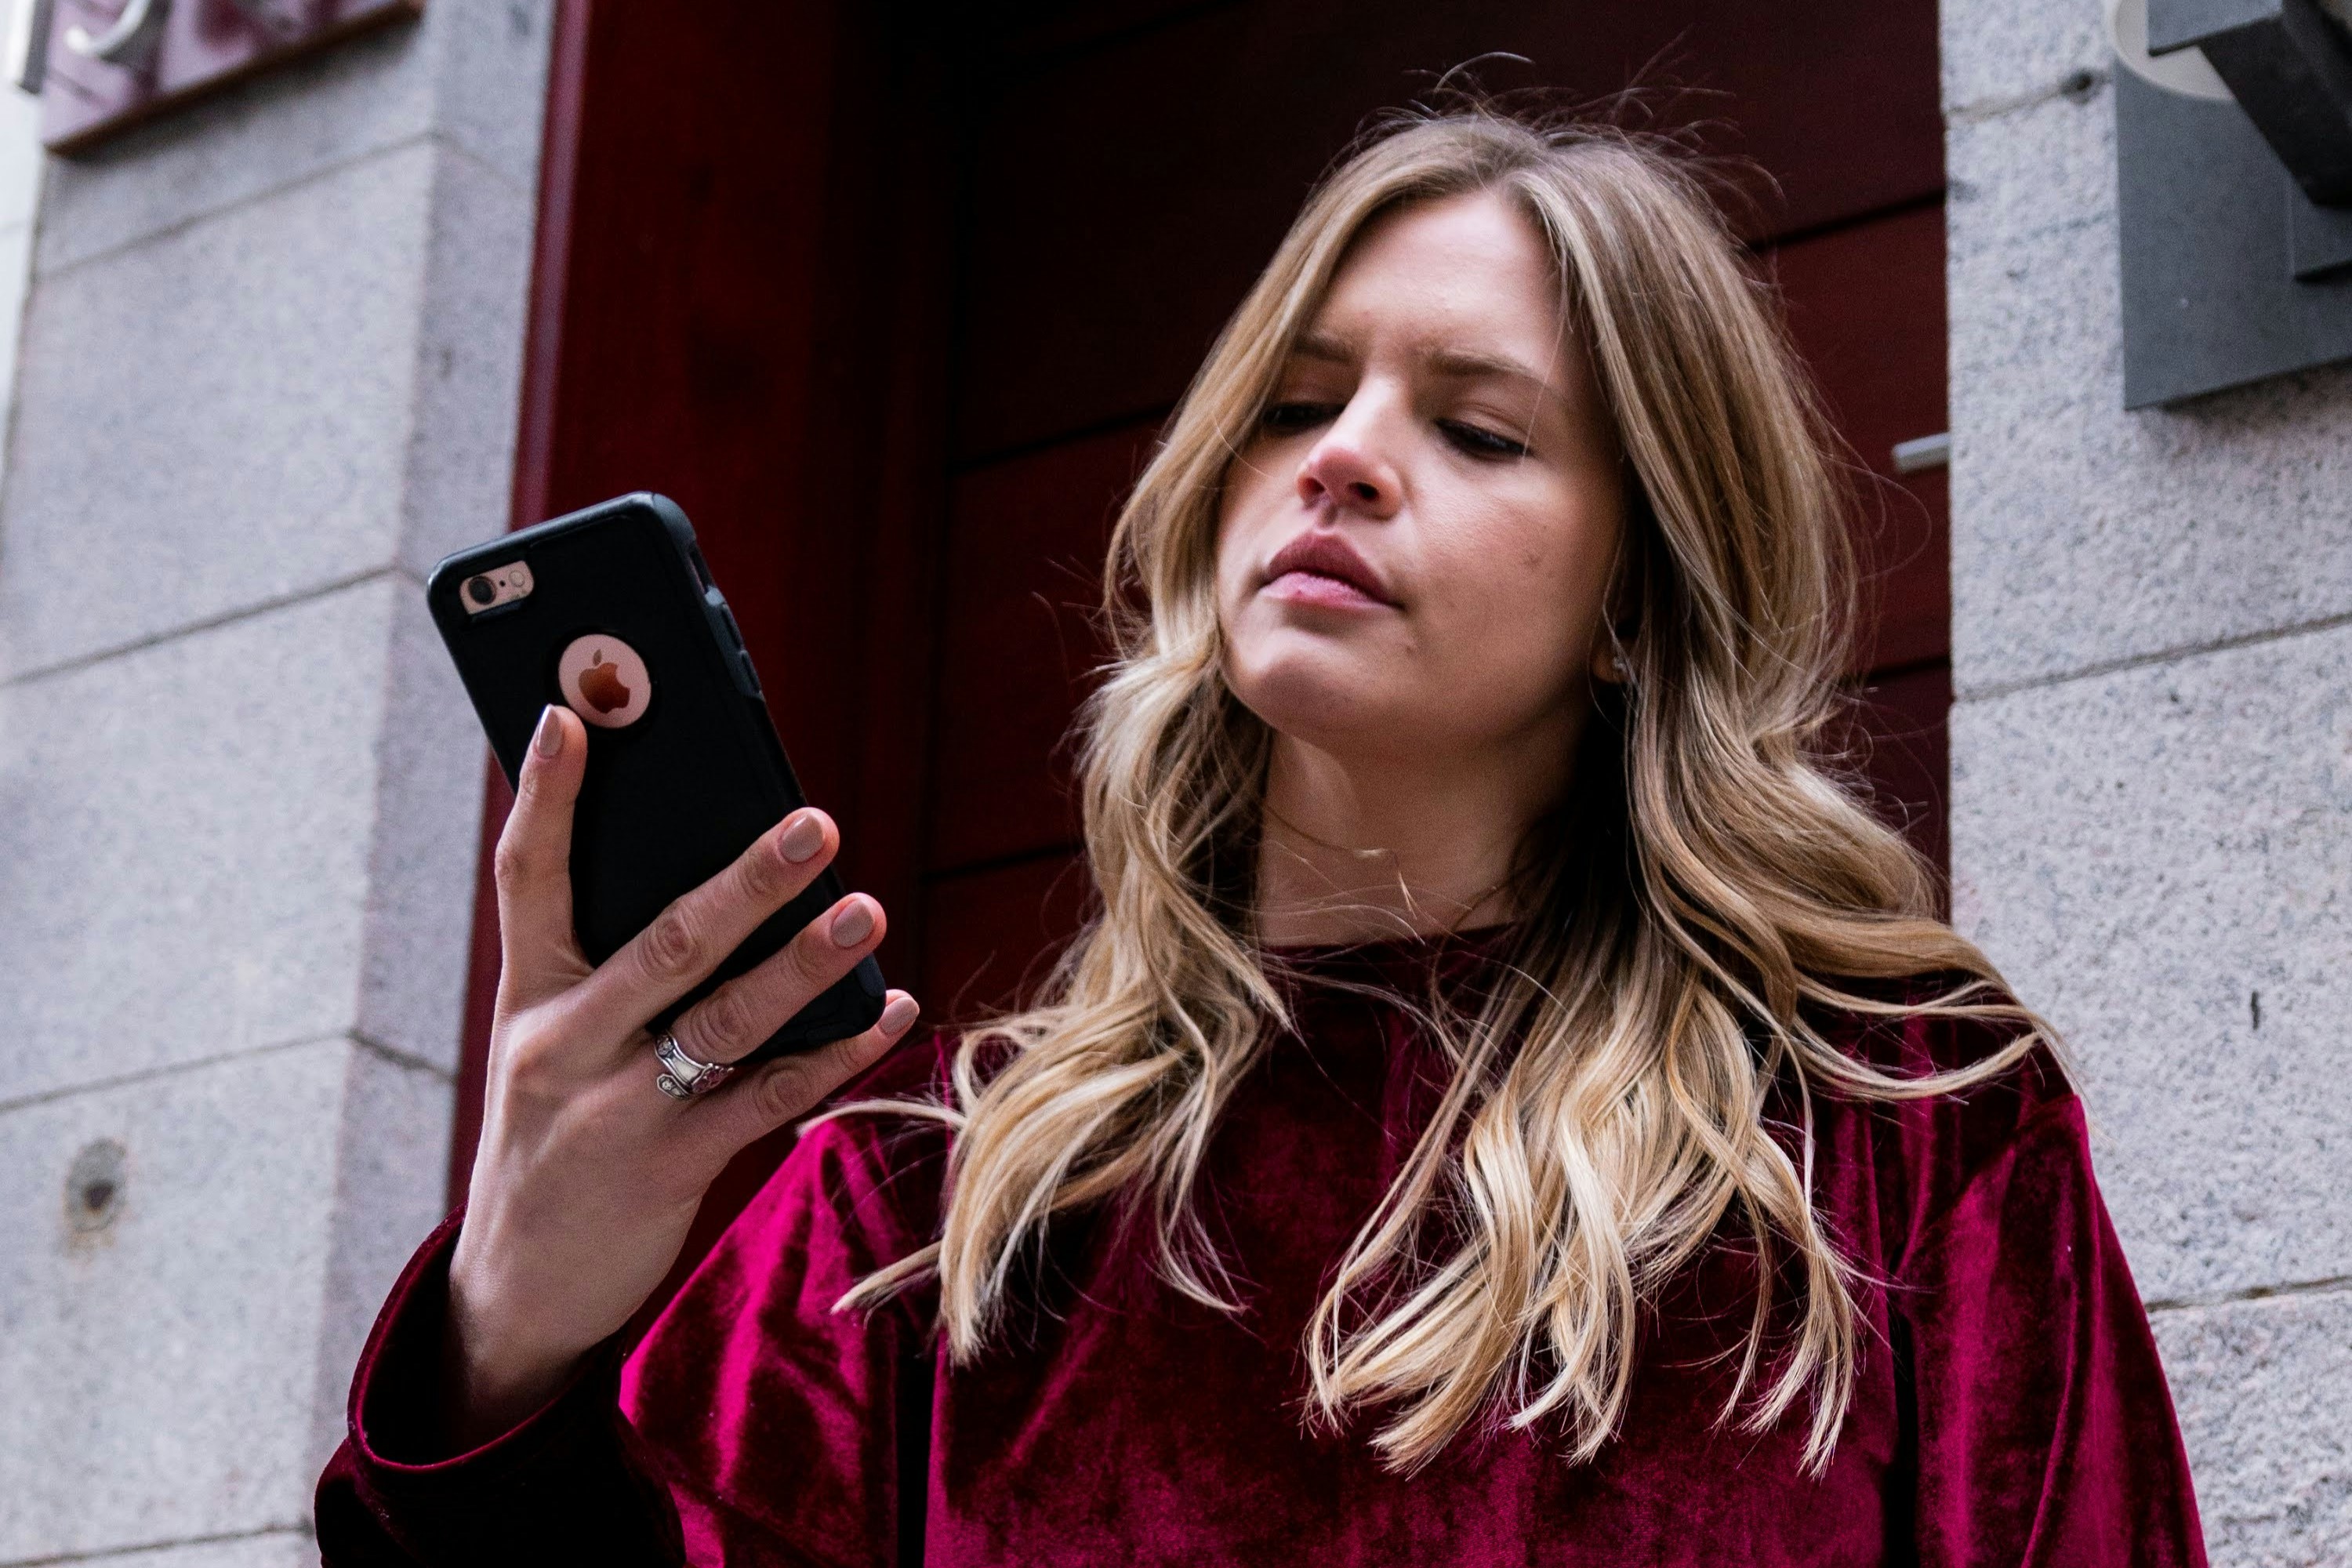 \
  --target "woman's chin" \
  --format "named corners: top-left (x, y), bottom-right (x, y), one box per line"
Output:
top-left (1228, 657), bottom-right (1420, 753)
